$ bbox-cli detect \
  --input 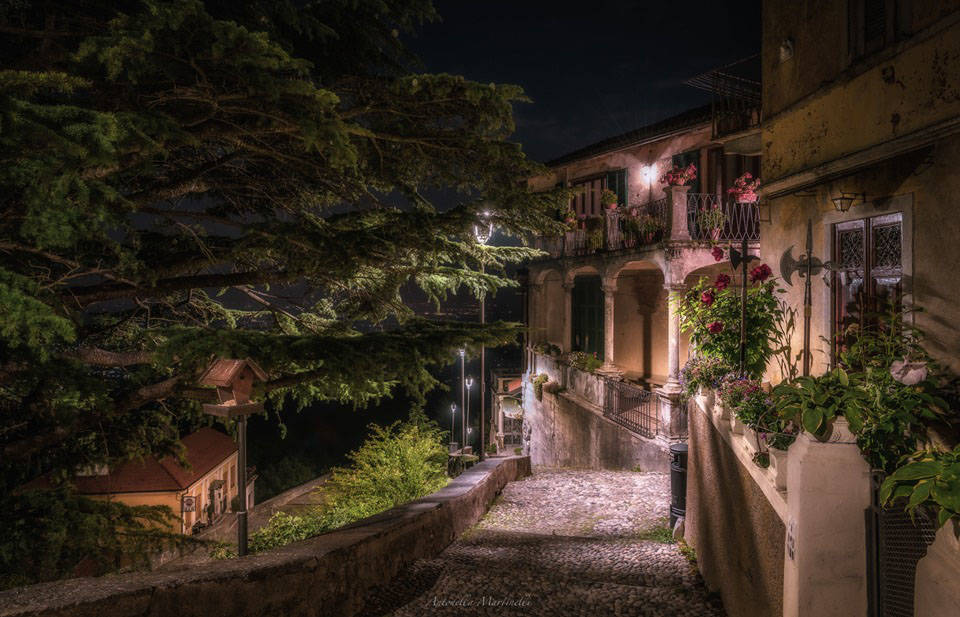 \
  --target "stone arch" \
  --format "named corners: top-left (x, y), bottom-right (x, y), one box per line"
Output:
top-left (532, 266), bottom-right (563, 286)
top-left (608, 261), bottom-right (669, 388)
top-left (563, 264), bottom-right (602, 286)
